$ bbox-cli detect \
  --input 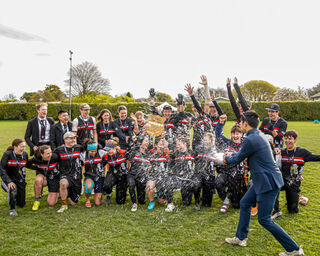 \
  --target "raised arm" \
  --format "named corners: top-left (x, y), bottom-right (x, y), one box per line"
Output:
top-left (226, 78), bottom-right (241, 122)
top-left (199, 75), bottom-right (210, 114)
top-left (233, 77), bottom-right (250, 112)
top-left (184, 84), bottom-right (203, 115)
top-left (211, 90), bottom-right (223, 116)
top-left (215, 114), bottom-right (231, 144)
